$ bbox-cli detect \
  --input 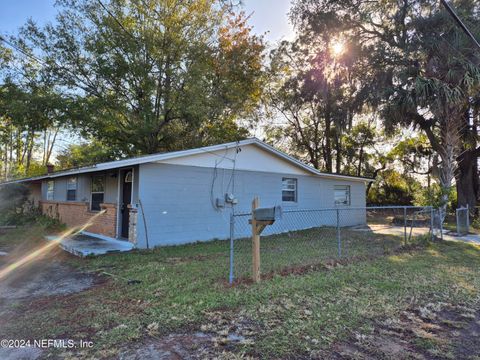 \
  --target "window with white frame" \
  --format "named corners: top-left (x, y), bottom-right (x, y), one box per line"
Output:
top-left (334, 185), bottom-right (351, 206)
top-left (46, 180), bottom-right (54, 200)
top-left (91, 176), bottom-right (105, 211)
top-left (66, 177), bottom-right (77, 201)
top-left (282, 178), bottom-right (297, 202)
